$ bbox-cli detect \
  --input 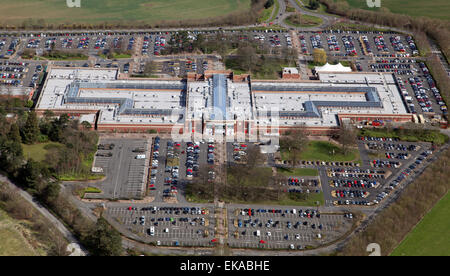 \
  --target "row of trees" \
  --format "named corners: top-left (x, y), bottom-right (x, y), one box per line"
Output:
top-left (425, 55), bottom-right (450, 113)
